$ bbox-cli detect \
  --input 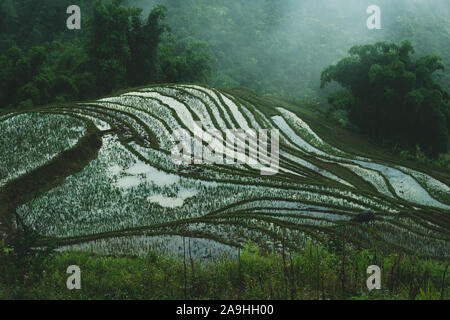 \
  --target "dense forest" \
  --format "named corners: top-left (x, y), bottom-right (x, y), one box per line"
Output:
top-left (0, 0), bottom-right (211, 108)
top-left (1, 0), bottom-right (449, 156)
top-left (2, 0), bottom-right (450, 98)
